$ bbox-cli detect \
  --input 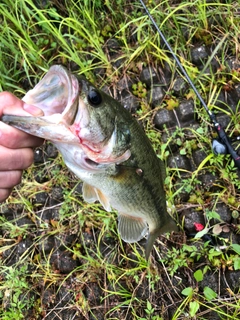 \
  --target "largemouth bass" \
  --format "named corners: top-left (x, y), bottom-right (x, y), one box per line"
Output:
top-left (2, 65), bottom-right (178, 259)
